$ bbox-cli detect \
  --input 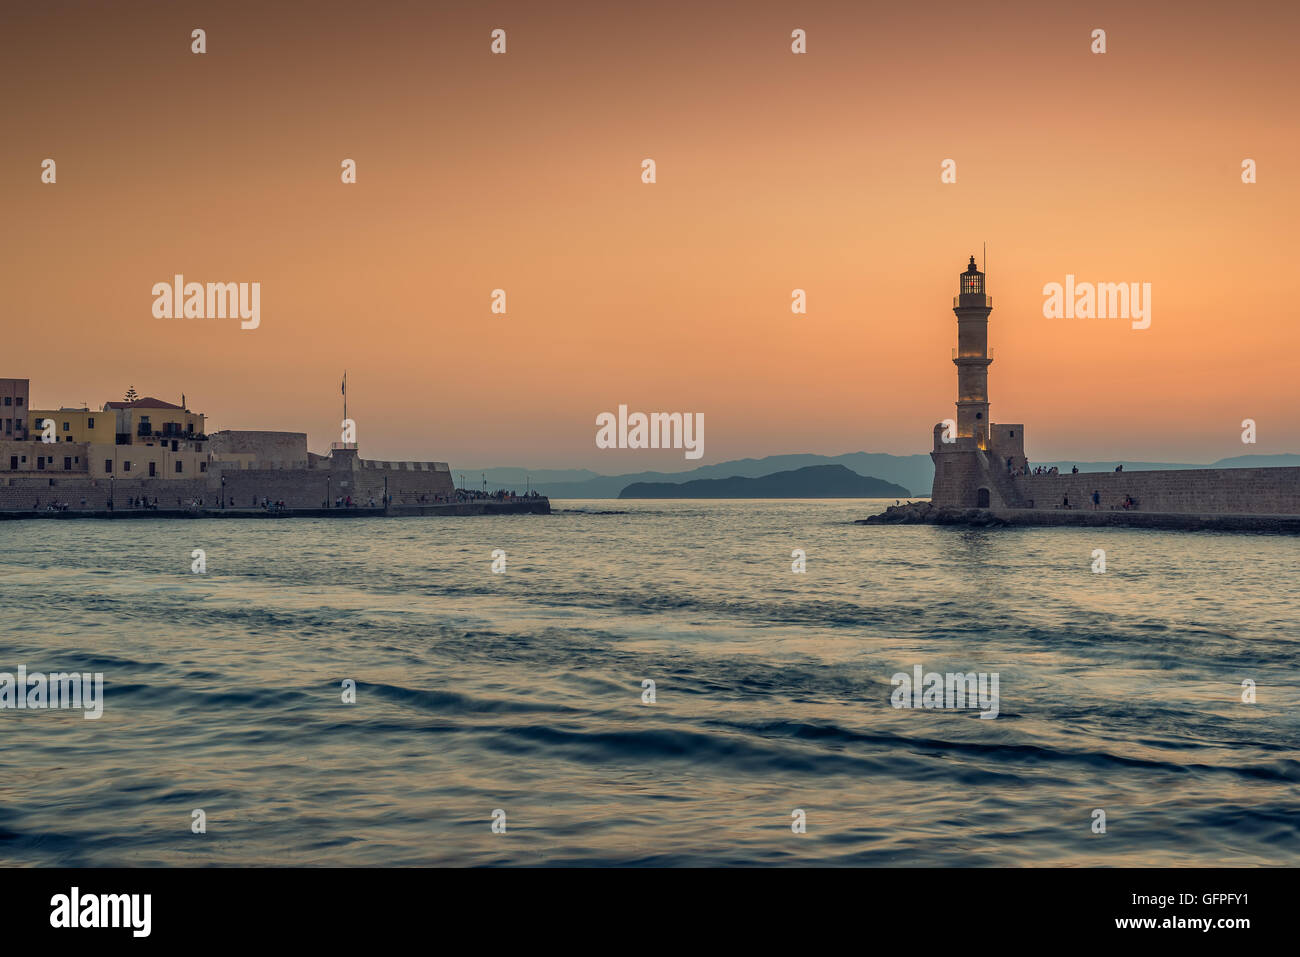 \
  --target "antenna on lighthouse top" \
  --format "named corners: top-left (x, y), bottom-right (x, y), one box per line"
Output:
top-left (983, 241), bottom-right (986, 279)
